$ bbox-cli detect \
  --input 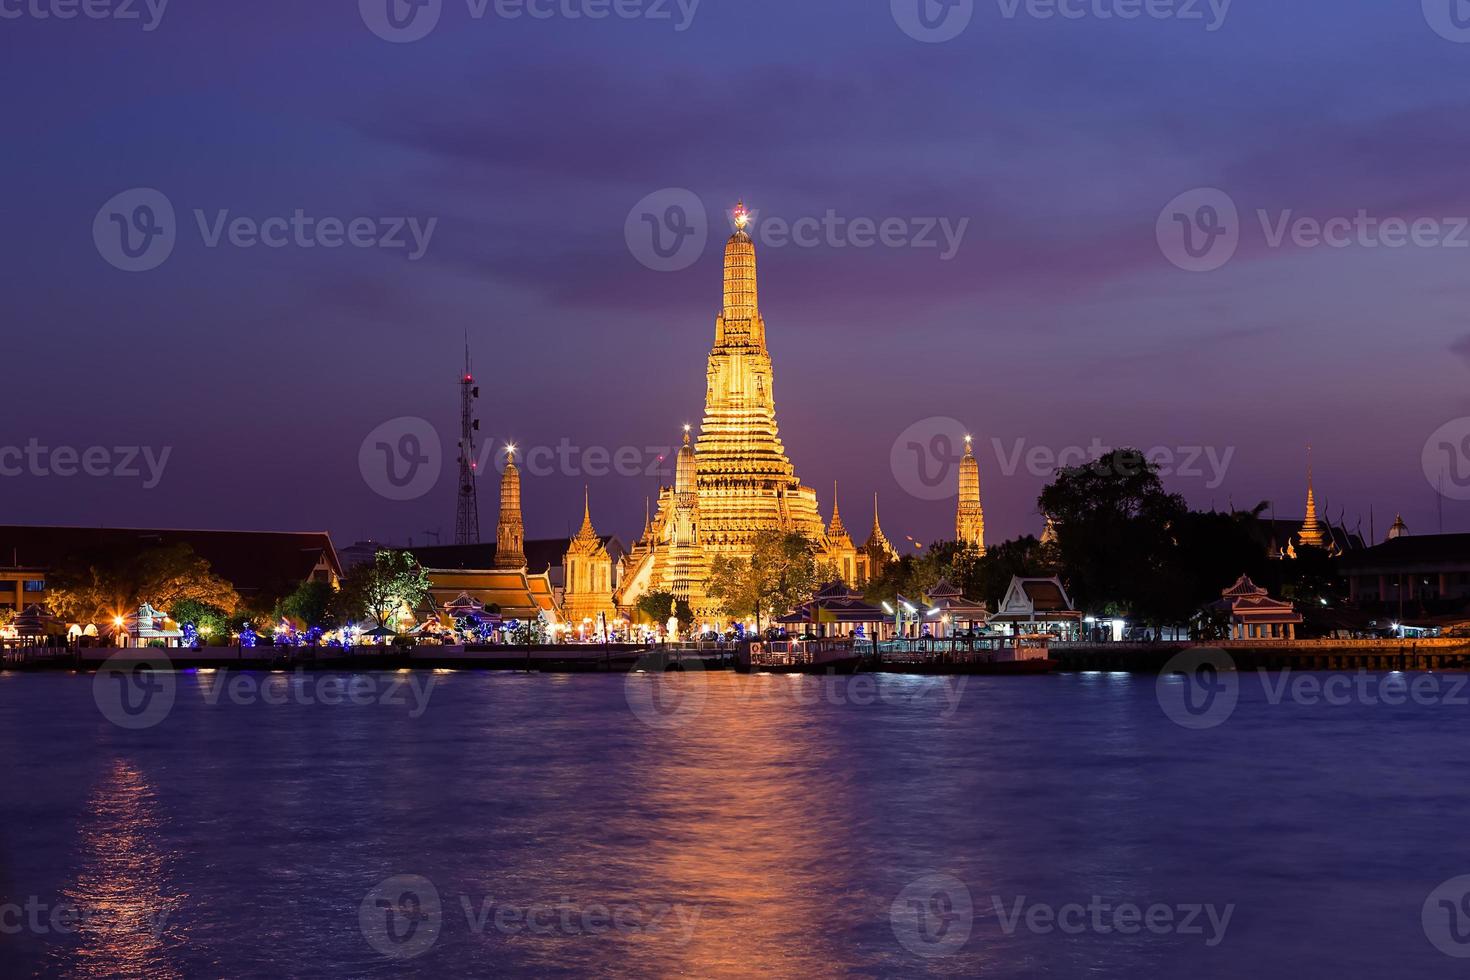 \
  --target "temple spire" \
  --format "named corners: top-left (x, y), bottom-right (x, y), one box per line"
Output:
top-left (718, 199), bottom-right (763, 346)
top-left (1297, 446), bottom-right (1326, 549)
top-left (865, 492), bottom-right (895, 560)
top-left (828, 480), bottom-right (850, 542)
top-left (574, 485), bottom-right (597, 541)
top-left (955, 433), bottom-right (985, 553)
top-left (495, 444), bottom-right (527, 570)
